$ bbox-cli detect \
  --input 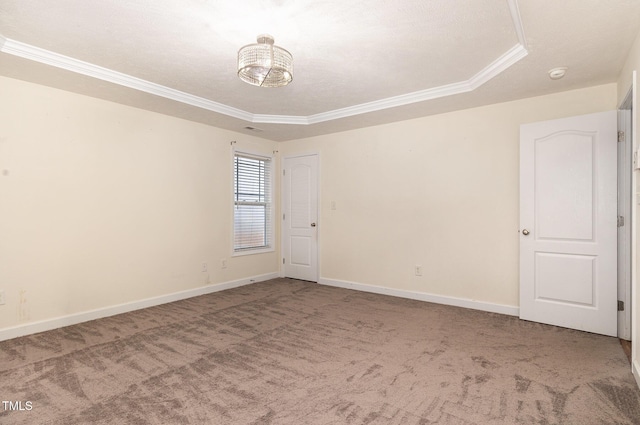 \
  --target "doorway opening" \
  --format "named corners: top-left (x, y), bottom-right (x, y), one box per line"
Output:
top-left (618, 74), bottom-right (636, 363)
